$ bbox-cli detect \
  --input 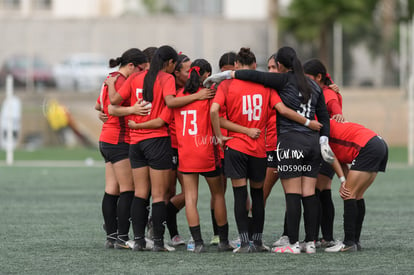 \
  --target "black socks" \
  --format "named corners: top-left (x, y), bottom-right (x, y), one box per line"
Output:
top-left (343, 199), bottom-right (357, 246)
top-left (102, 193), bottom-right (119, 237)
top-left (285, 193), bottom-right (302, 244)
top-left (117, 191), bottom-right (134, 240)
